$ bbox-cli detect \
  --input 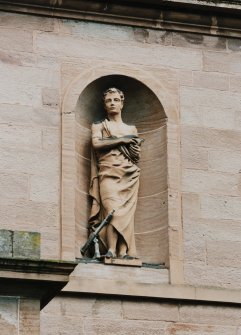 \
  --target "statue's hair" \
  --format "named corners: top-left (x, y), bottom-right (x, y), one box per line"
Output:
top-left (103, 87), bottom-right (125, 102)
